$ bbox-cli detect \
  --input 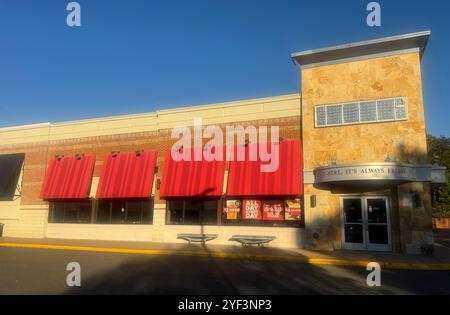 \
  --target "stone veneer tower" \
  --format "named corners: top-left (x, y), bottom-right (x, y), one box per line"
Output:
top-left (292, 31), bottom-right (436, 254)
